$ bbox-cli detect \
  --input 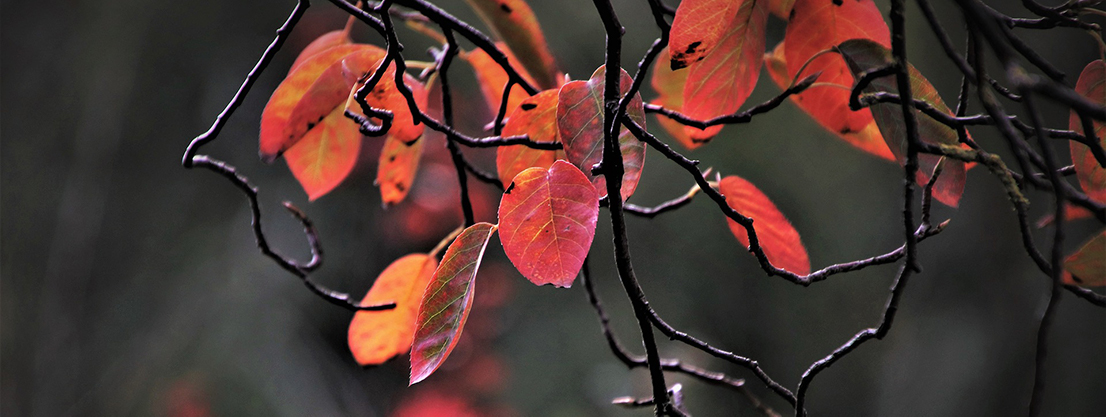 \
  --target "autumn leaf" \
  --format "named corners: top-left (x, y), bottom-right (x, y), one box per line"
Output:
top-left (410, 222), bottom-right (498, 385)
top-left (556, 66), bottom-right (647, 200)
top-left (1035, 203), bottom-right (1094, 228)
top-left (779, 0), bottom-right (894, 161)
top-left (462, 44), bottom-right (535, 121)
top-left (378, 132), bottom-right (425, 206)
top-left (670, 0), bottom-right (742, 70)
top-left (348, 254), bottom-right (438, 366)
top-left (284, 104), bottom-right (362, 201)
top-left (837, 39), bottom-right (967, 207)
top-left (769, 0), bottom-right (796, 19)
top-left (1063, 231), bottom-right (1105, 287)
top-left (497, 89), bottom-right (567, 187)
top-left (650, 47), bottom-right (700, 150)
top-left (498, 160), bottom-right (599, 287)
top-left (290, 30), bottom-right (353, 71)
top-left (681, 0), bottom-right (769, 142)
top-left (719, 175), bottom-right (810, 275)
top-left (464, 0), bottom-right (560, 89)
top-left (1070, 59), bottom-right (1106, 204)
